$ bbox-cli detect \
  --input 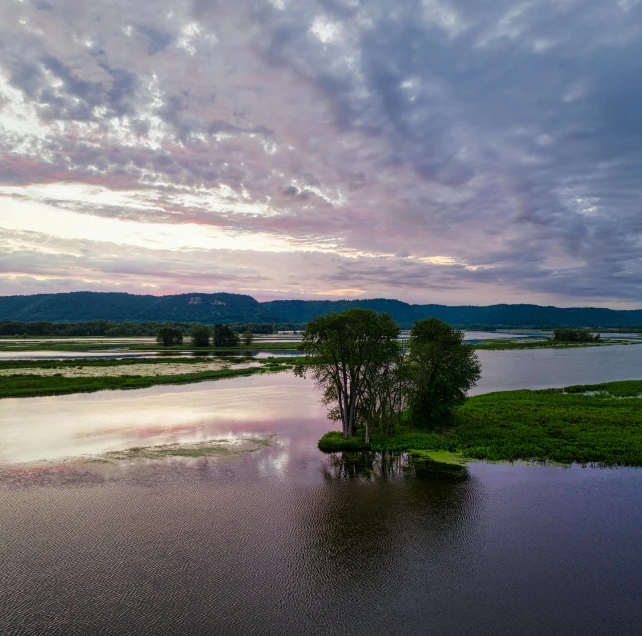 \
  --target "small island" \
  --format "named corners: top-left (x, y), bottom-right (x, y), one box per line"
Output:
top-left (294, 309), bottom-right (642, 468)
